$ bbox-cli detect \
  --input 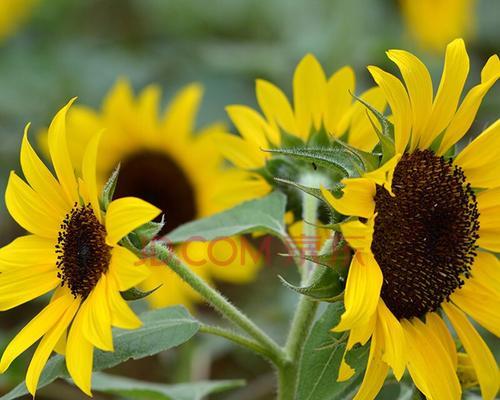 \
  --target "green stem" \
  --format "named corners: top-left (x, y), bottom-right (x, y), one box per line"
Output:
top-left (199, 324), bottom-right (273, 360)
top-left (149, 242), bottom-right (286, 366)
top-left (278, 184), bottom-right (325, 399)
